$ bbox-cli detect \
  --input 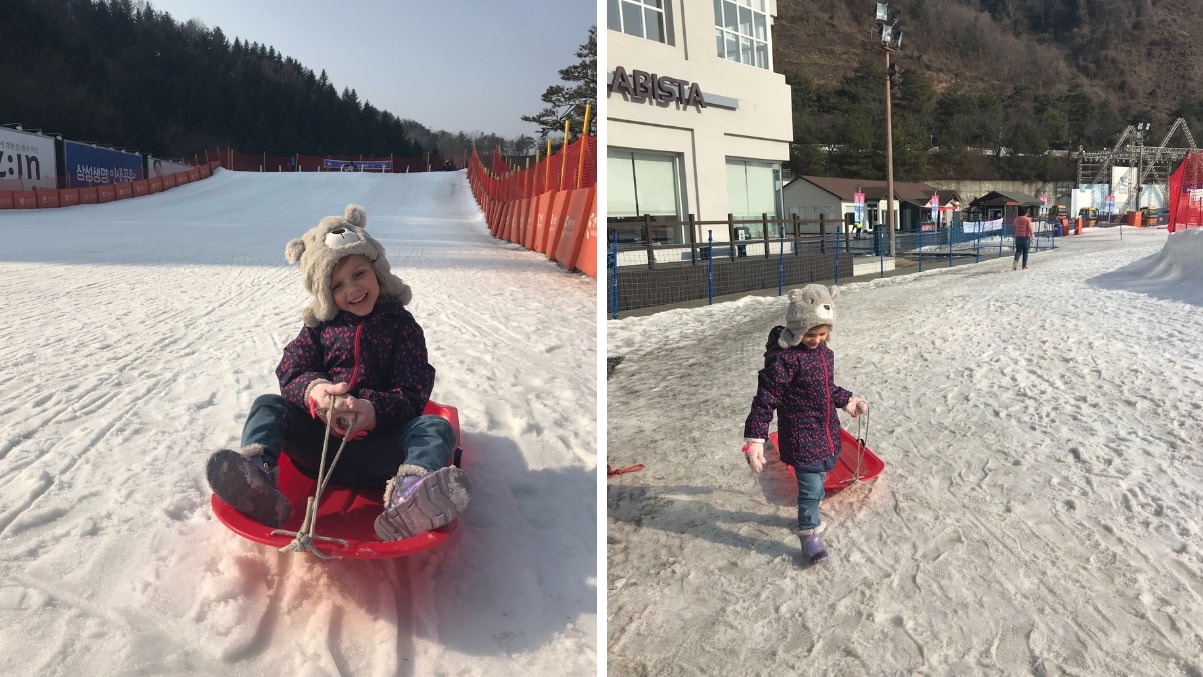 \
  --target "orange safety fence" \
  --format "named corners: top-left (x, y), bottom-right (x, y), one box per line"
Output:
top-left (465, 127), bottom-right (597, 278)
top-left (0, 161), bottom-right (221, 211)
top-left (1168, 151), bottom-right (1203, 233)
top-left (190, 148), bottom-right (461, 173)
